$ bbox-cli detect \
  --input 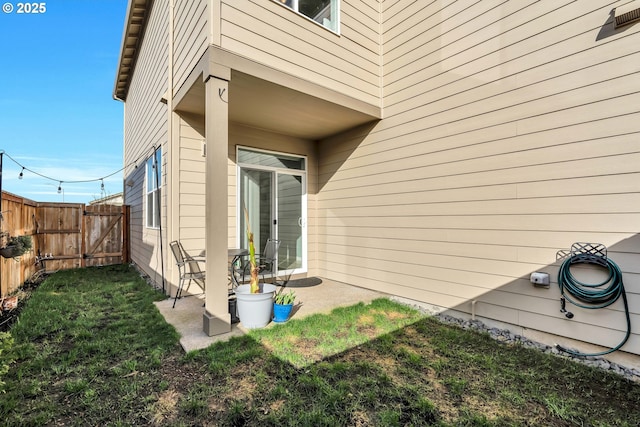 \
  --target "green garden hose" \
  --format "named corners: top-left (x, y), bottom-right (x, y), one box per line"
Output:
top-left (557, 254), bottom-right (631, 357)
